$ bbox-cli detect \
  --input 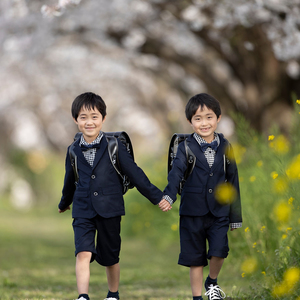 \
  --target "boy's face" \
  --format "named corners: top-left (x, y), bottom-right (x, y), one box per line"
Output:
top-left (189, 105), bottom-right (221, 143)
top-left (74, 106), bottom-right (106, 143)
